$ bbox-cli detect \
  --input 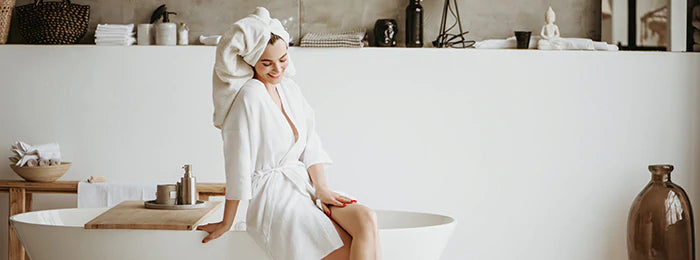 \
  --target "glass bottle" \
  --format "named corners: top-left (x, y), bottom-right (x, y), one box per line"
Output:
top-left (627, 164), bottom-right (694, 259)
top-left (405, 0), bottom-right (423, 47)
